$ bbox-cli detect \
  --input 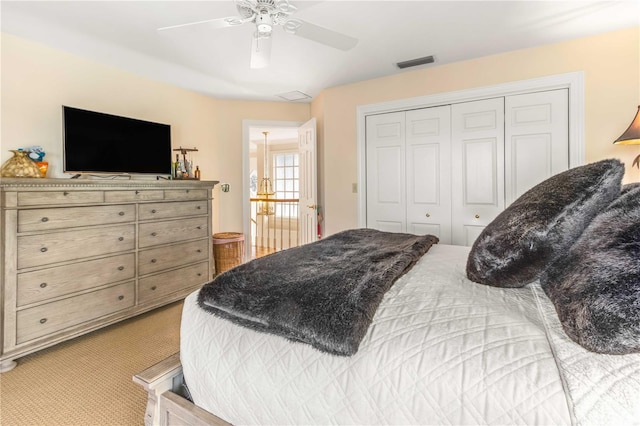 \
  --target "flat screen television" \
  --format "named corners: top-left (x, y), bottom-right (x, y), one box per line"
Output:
top-left (63, 106), bottom-right (172, 176)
